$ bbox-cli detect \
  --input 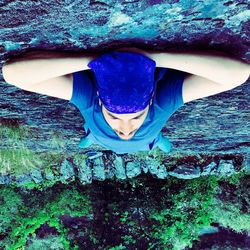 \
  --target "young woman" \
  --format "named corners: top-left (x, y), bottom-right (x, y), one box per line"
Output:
top-left (2, 48), bottom-right (249, 154)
